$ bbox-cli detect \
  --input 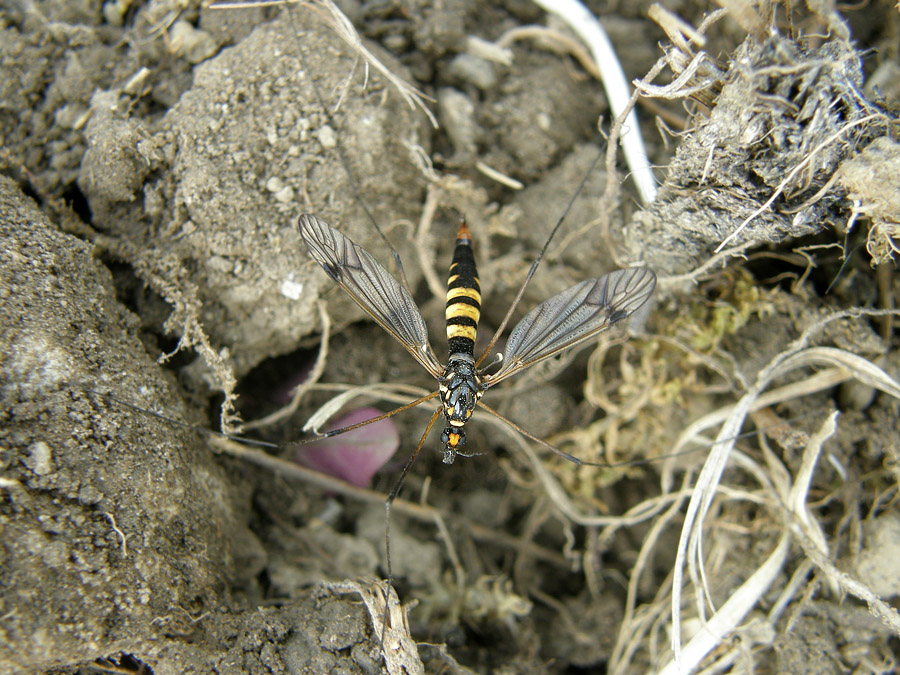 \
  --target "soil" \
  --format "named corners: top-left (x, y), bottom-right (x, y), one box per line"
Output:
top-left (2, 1), bottom-right (899, 674)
